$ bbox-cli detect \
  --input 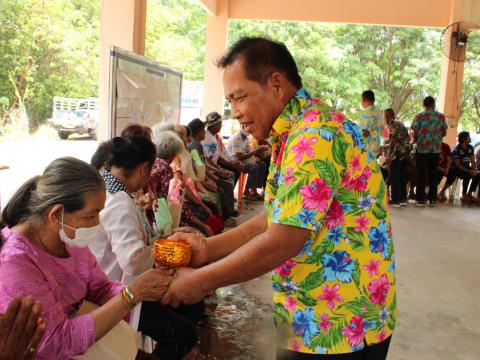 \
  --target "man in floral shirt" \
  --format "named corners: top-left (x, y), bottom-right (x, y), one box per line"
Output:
top-left (359, 90), bottom-right (382, 159)
top-left (161, 37), bottom-right (396, 359)
top-left (411, 96), bottom-right (447, 206)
